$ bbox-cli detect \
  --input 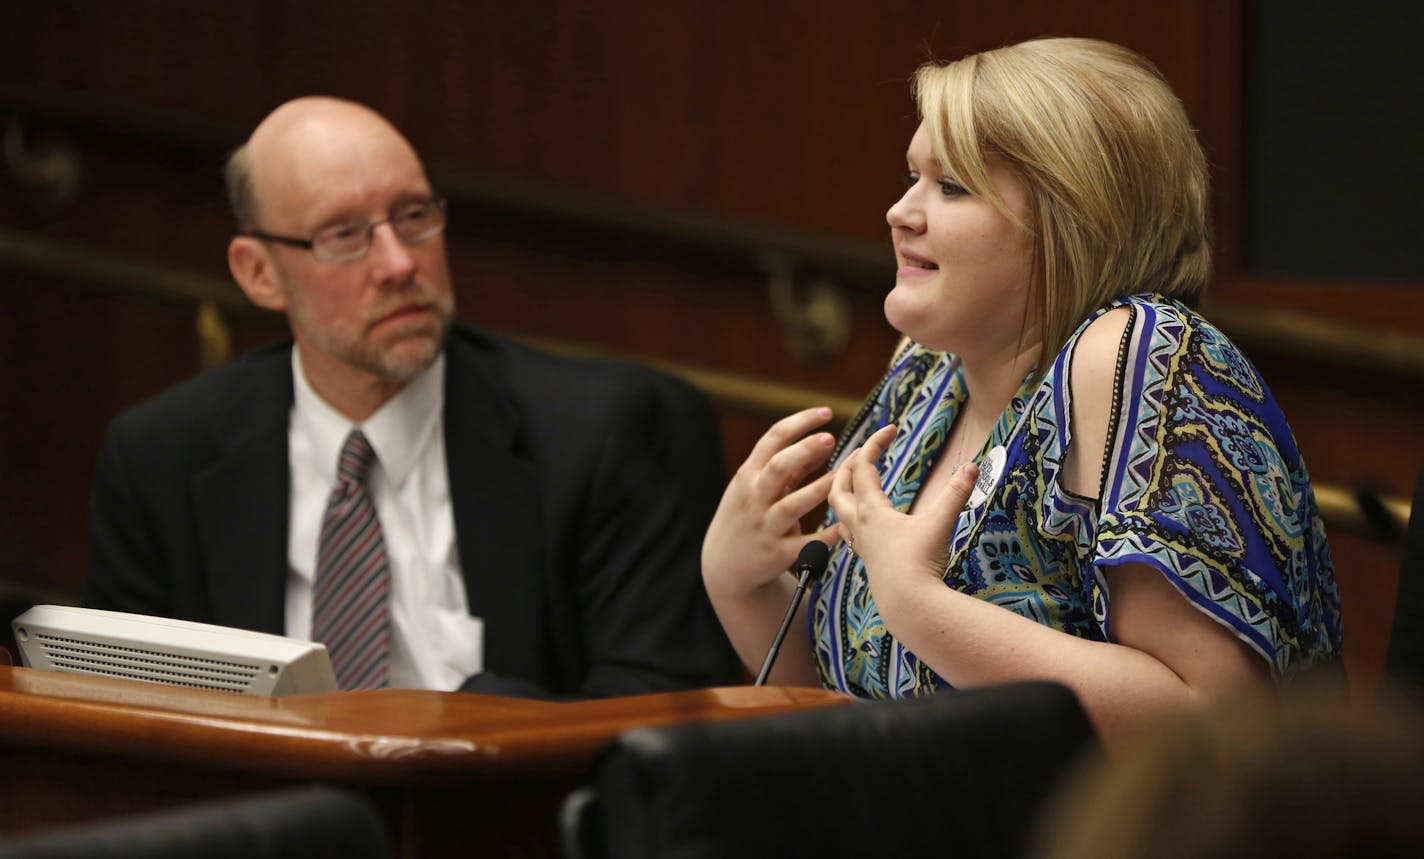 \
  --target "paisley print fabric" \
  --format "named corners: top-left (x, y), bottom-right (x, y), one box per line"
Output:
top-left (812, 294), bottom-right (1342, 698)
